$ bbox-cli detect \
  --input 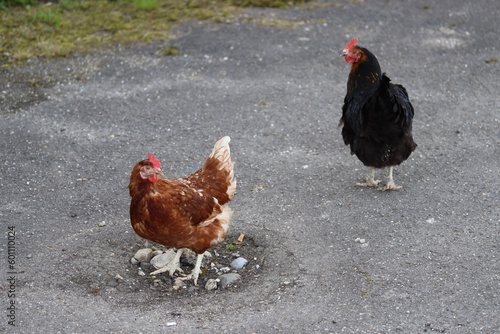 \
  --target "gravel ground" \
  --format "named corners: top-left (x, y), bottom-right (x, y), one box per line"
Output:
top-left (1, 0), bottom-right (499, 333)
